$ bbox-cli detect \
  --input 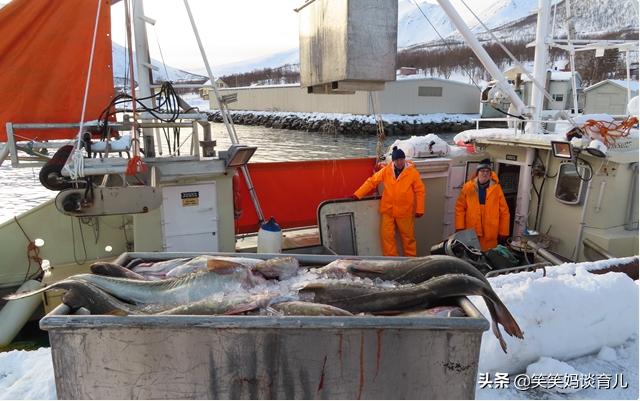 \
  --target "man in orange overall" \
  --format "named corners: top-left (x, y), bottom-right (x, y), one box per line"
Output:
top-left (353, 146), bottom-right (425, 256)
top-left (455, 159), bottom-right (510, 251)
